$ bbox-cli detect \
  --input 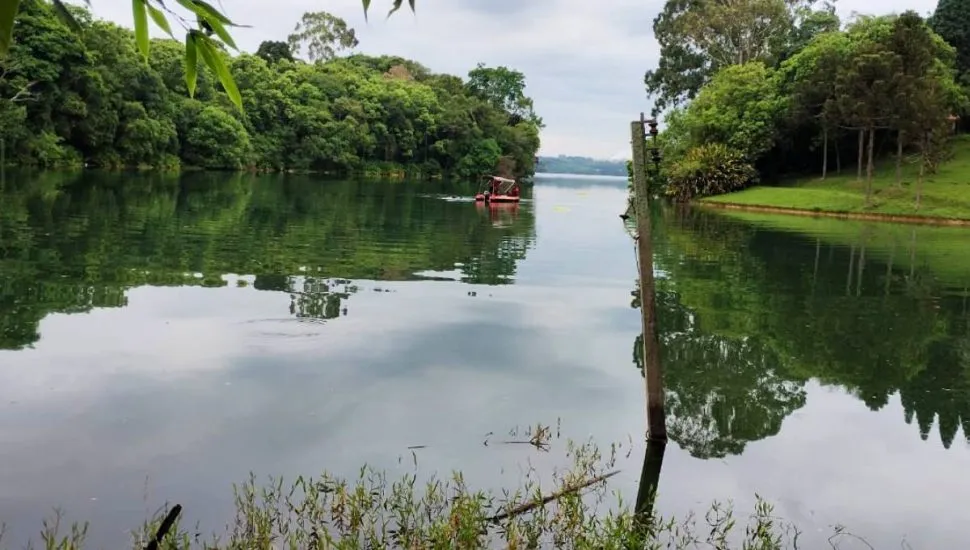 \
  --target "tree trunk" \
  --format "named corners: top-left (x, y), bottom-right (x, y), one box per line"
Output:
top-left (865, 124), bottom-right (876, 206)
top-left (895, 130), bottom-right (904, 187)
top-left (857, 128), bottom-right (865, 181)
top-left (836, 136), bottom-right (842, 173)
top-left (821, 127), bottom-right (829, 179)
top-left (916, 134), bottom-right (926, 211)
